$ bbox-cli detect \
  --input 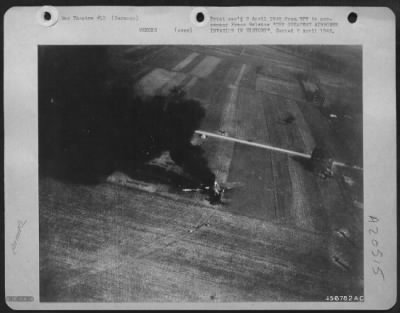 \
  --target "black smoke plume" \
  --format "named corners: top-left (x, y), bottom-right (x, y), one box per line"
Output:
top-left (39, 46), bottom-right (215, 187)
